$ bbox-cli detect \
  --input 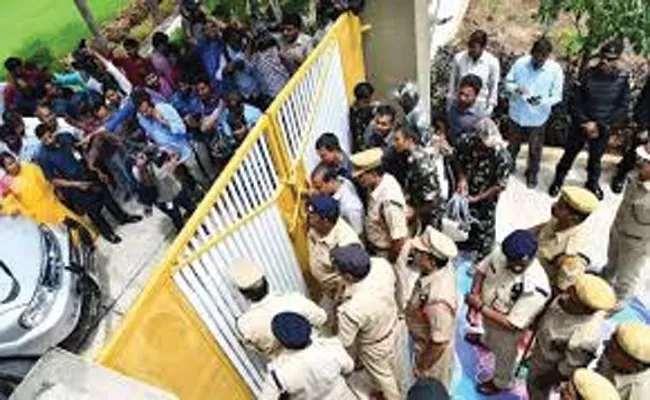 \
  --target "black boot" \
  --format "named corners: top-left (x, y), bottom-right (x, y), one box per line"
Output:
top-left (548, 179), bottom-right (562, 197)
top-left (610, 173), bottom-right (626, 194)
top-left (586, 181), bottom-right (604, 201)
